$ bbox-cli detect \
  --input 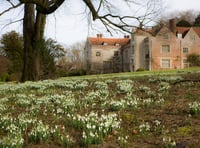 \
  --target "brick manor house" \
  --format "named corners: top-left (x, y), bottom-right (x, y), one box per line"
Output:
top-left (84, 19), bottom-right (200, 74)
